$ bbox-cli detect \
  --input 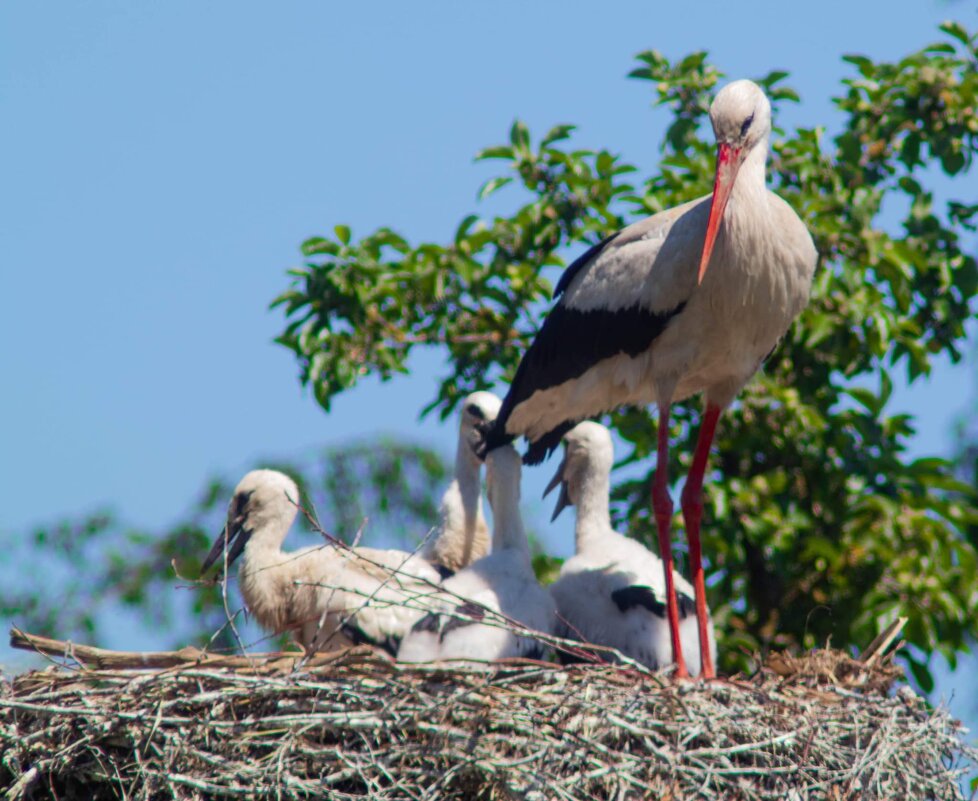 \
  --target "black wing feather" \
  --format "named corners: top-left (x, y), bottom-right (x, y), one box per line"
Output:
top-left (340, 621), bottom-right (400, 658)
top-left (486, 301), bottom-right (686, 464)
top-left (677, 592), bottom-right (696, 618)
top-left (522, 641), bottom-right (546, 661)
top-left (410, 613), bottom-right (441, 635)
top-left (407, 602), bottom-right (487, 645)
top-left (556, 647), bottom-right (592, 666)
top-left (611, 585), bottom-right (696, 619)
top-left (611, 585), bottom-right (666, 618)
top-left (438, 602), bottom-right (485, 641)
